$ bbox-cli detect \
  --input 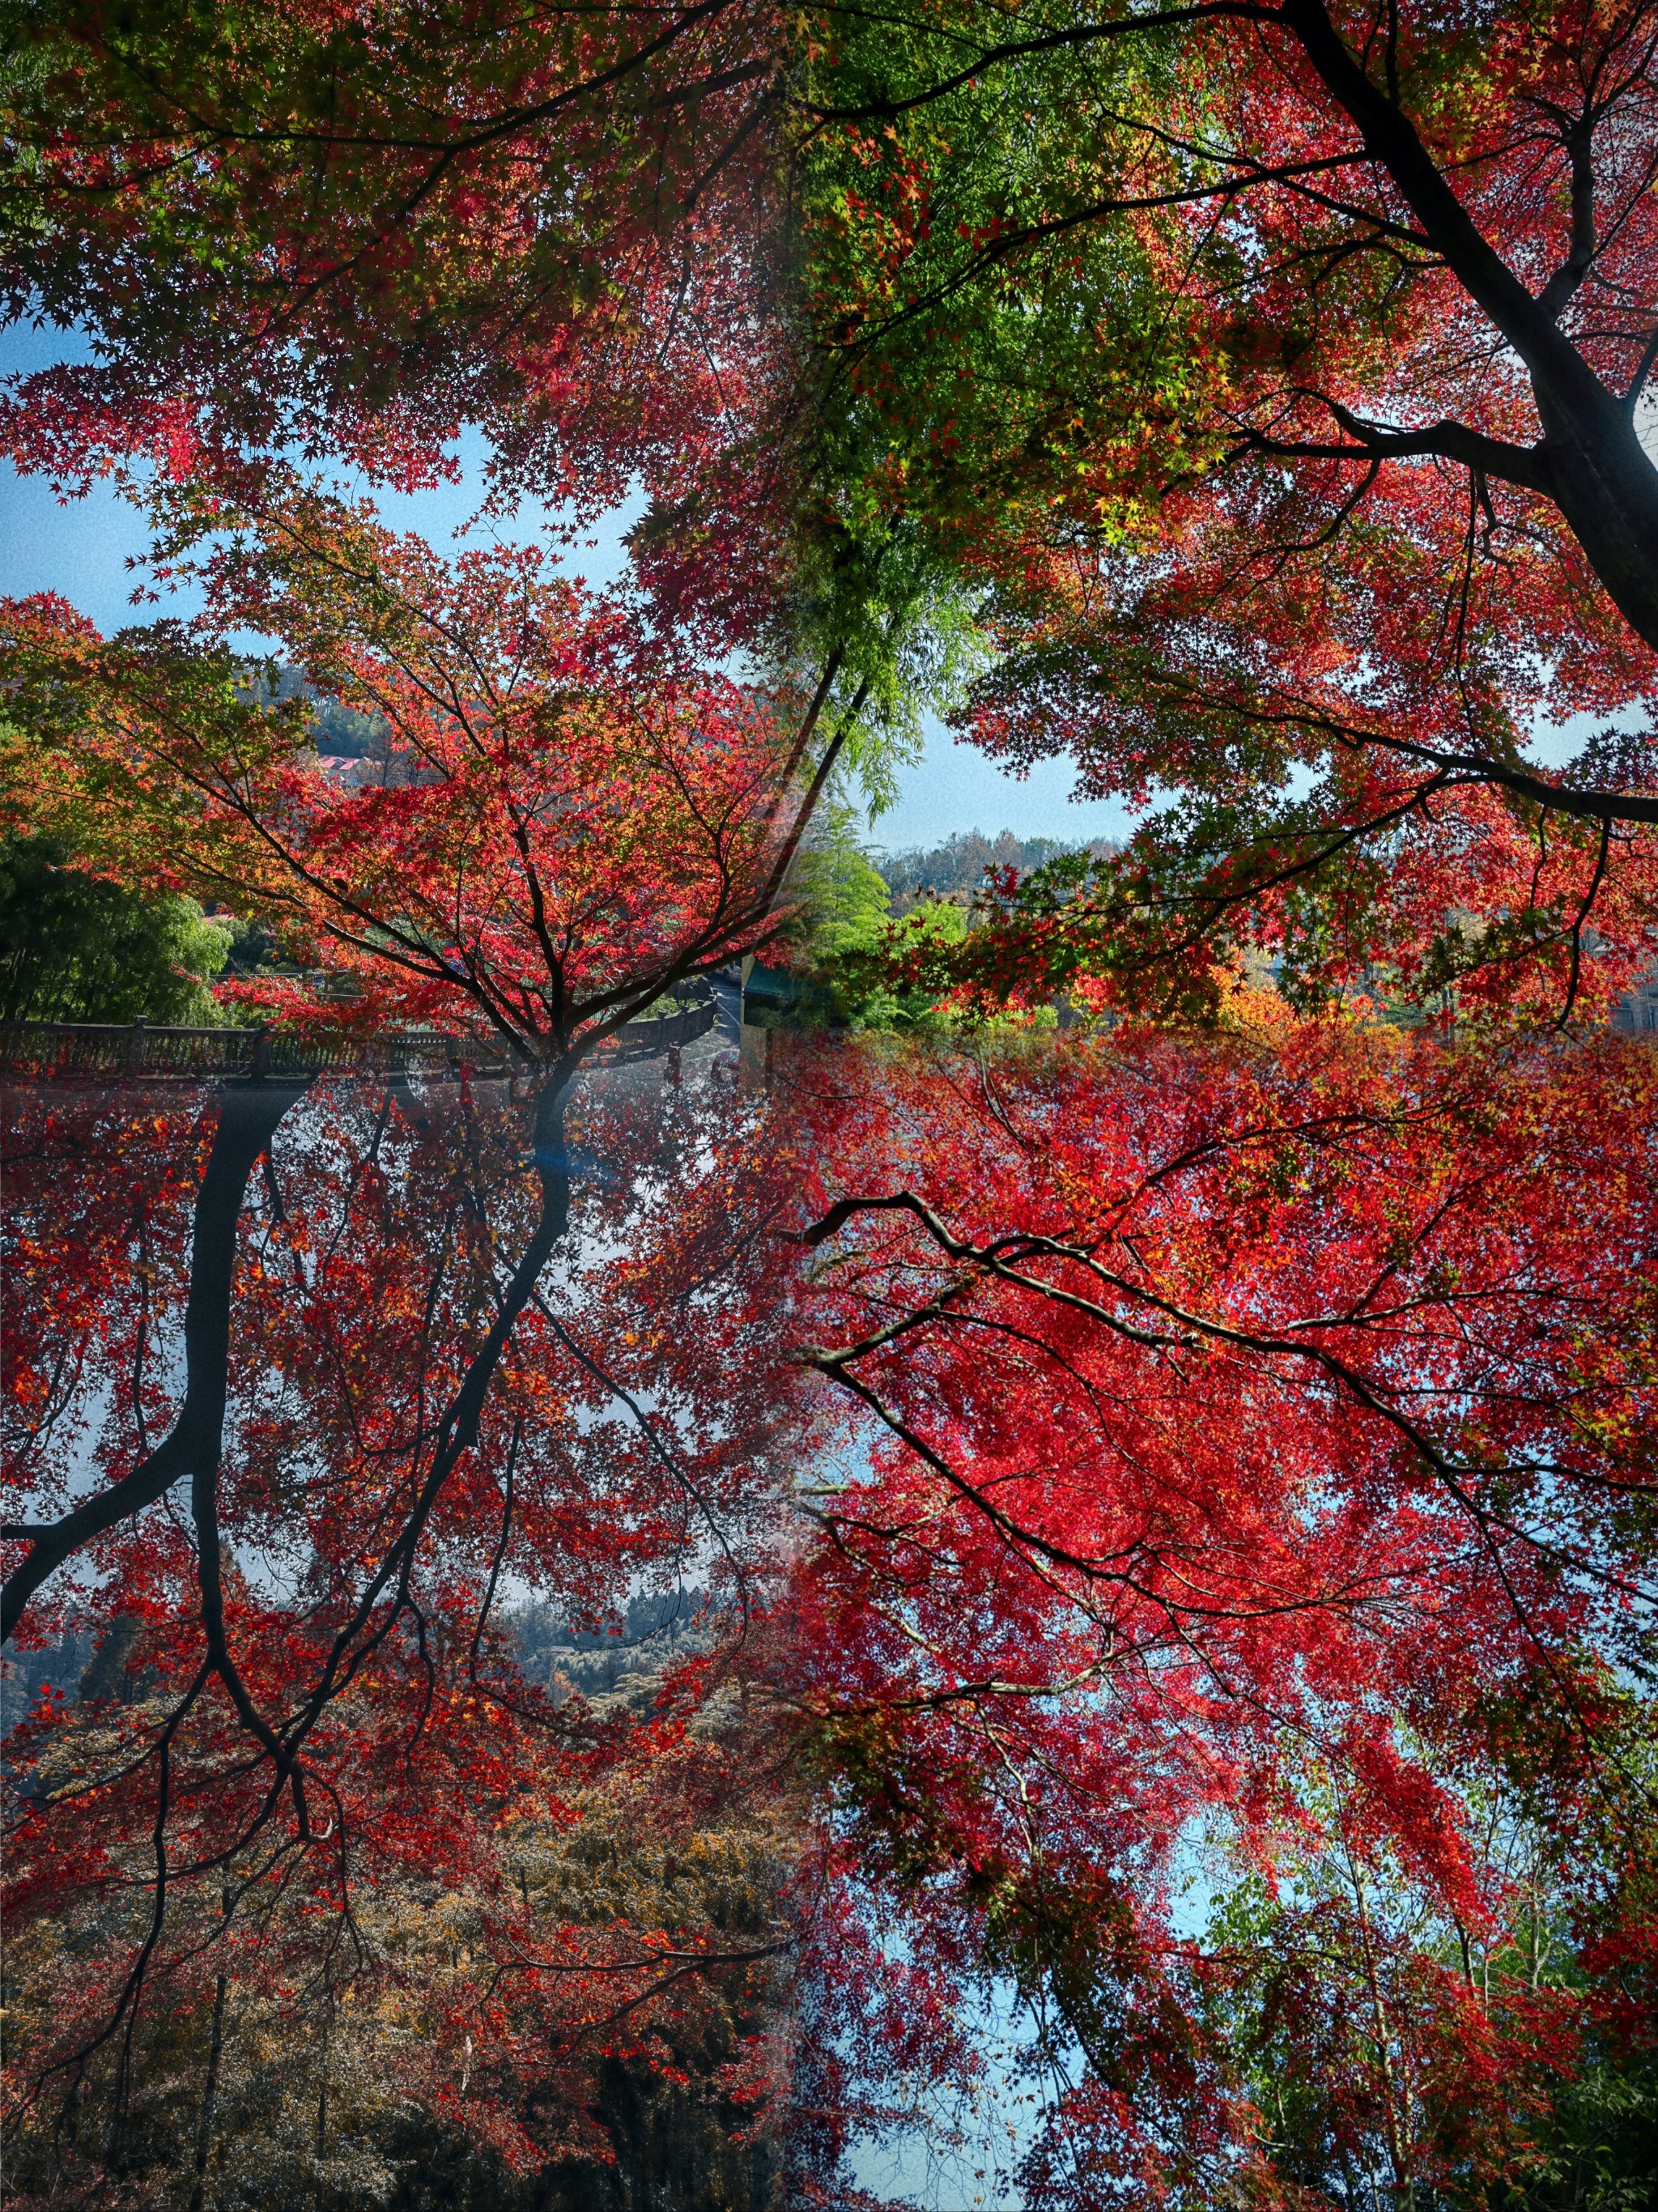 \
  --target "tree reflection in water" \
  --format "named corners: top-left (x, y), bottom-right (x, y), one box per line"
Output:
top-left (9, 1021), bottom-right (1658, 2212)
top-left (2, 1049), bottom-right (809, 2210)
